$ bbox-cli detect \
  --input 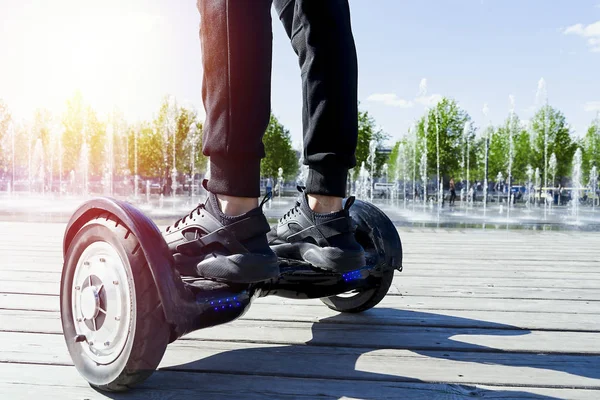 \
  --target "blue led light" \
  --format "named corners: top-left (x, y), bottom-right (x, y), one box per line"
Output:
top-left (342, 268), bottom-right (365, 282)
